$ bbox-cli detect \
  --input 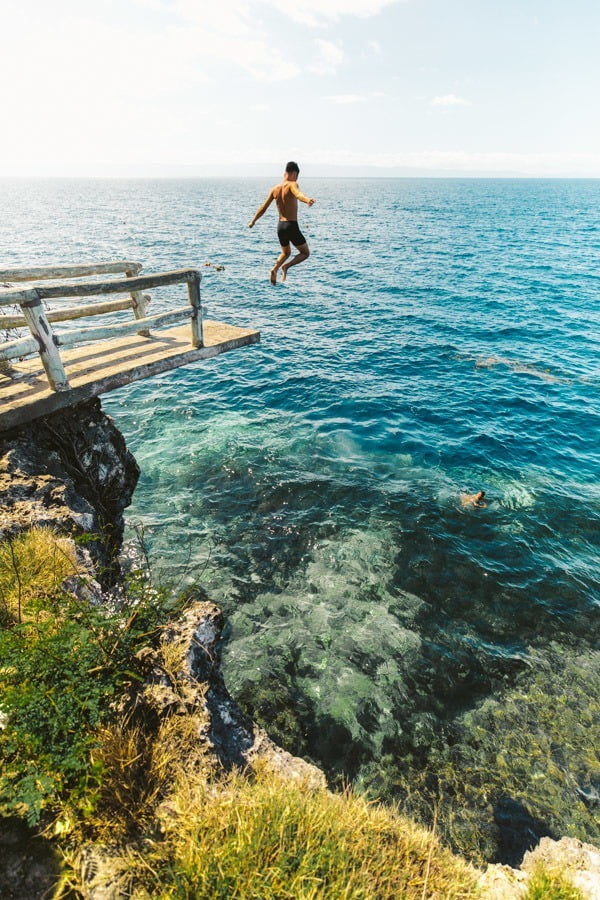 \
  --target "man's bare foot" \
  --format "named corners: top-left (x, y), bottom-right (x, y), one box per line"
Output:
top-left (281, 266), bottom-right (288, 282)
top-left (270, 267), bottom-right (278, 285)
